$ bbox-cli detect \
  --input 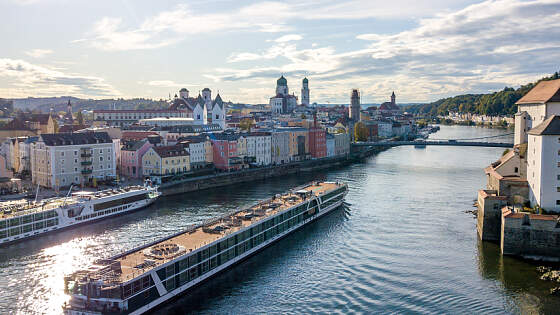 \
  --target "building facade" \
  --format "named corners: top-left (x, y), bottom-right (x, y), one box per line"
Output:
top-left (120, 140), bottom-right (153, 178)
top-left (246, 132), bottom-right (271, 166)
top-left (142, 145), bottom-right (190, 176)
top-left (31, 132), bottom-right (115, 189)
top-left (93, 109), bottom-right (189, 127)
